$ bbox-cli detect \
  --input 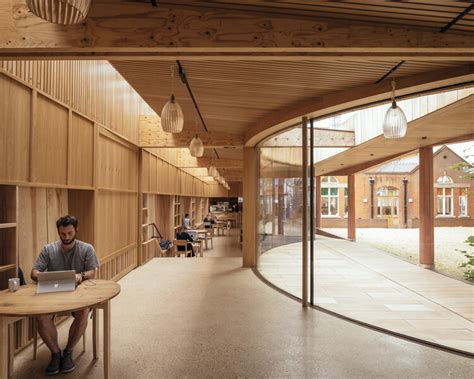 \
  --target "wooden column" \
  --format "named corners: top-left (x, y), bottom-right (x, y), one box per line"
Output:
top-left (243, 147), bottom-right (258, 268)
top-left (348, 174), bottom-right (356, 241)
top-left (419, 147), bottom-right (435, 268)
top-left (315, 176), bottom-right (321, 229)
